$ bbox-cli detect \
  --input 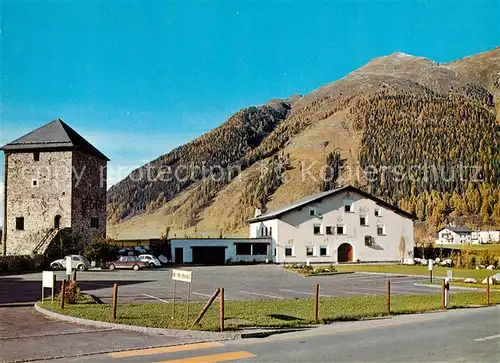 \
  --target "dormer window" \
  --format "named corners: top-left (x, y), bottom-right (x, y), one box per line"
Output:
top-left (33, 152), bottom-right (40, 162)
top-left (309, 208), bottom-right (316, 216)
